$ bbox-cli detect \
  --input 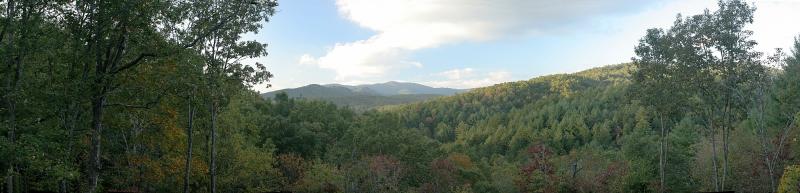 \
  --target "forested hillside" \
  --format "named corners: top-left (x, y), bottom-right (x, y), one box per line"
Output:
top-left (2, 1), bottom-right (800, 193)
